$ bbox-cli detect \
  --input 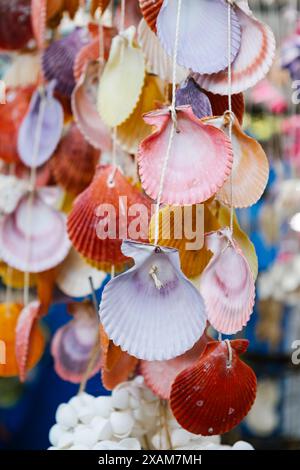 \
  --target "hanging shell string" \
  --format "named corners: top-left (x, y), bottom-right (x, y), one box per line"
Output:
top-left (23, 88), bottom-right (47, 306)
top-left (225, 339), bottom-right (233, 369)
top-left (107, 127), bottom-right (117, 187)
top-left (98, 1), bottom-right (105, 63)
top-left (154, 0), bottom-right (182, 246)
top-left (227, 0), bottom-right (234, 234)
top-left (120, 0), bottom-right (126, 32)
top-left (5, 163), bottom-right (16, 311)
